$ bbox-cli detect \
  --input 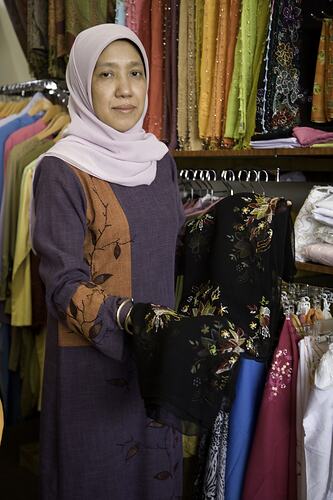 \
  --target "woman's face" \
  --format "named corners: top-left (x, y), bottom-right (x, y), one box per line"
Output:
top-left (91, 40), bottom-right (147, 132)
